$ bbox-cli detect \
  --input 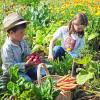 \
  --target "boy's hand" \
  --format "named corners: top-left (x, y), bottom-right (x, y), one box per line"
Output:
top-left (25, 53), bottom-right (41, 66)
top-left (25, 58), bottom-right (37, 70)
top-left (26, 55), bottom-right (31, 61)
top-left (26, 57), bottom-right (34, 65)
top-left (25, 58), bottom-right (35, 67)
